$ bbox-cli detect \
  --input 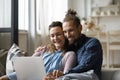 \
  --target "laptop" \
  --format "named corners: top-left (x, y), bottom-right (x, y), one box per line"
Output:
top-left (13, 57), bottom-right (46, 80)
